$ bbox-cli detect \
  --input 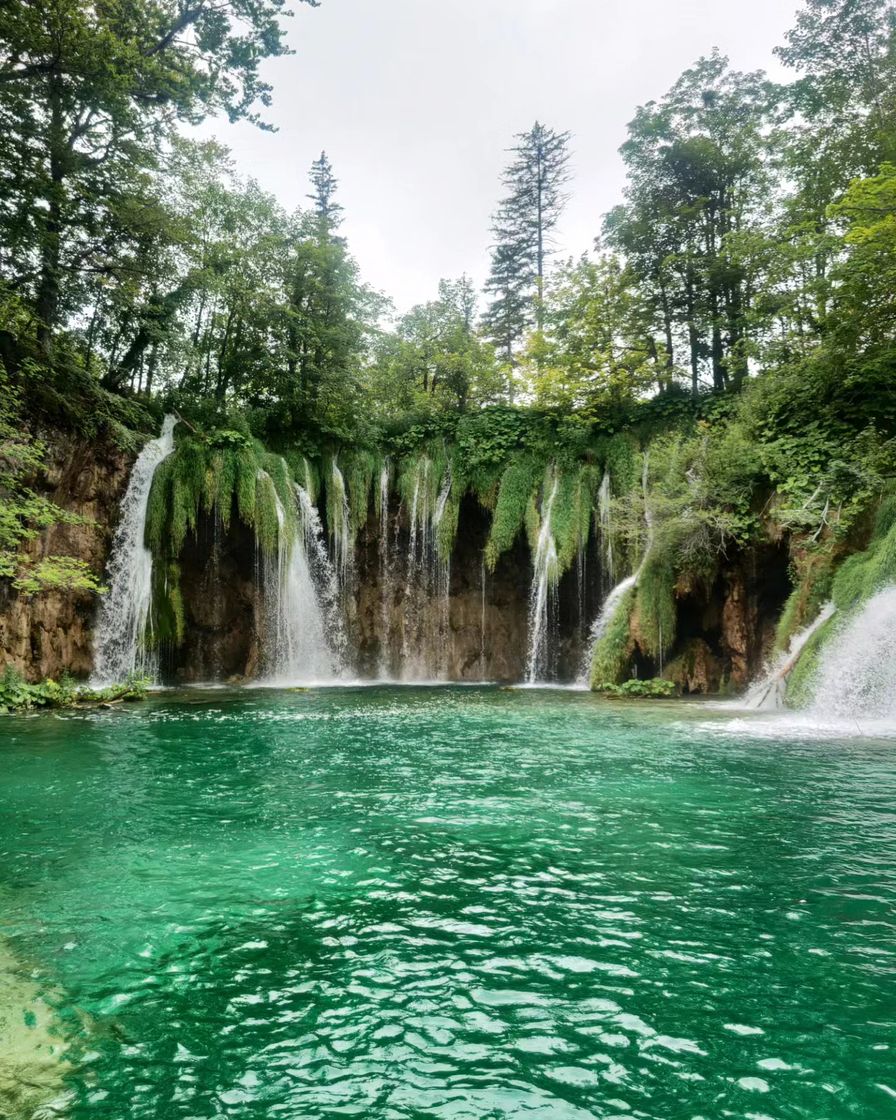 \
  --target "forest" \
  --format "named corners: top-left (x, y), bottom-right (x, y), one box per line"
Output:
top-left (1, 0), bottom-right (895, 695)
